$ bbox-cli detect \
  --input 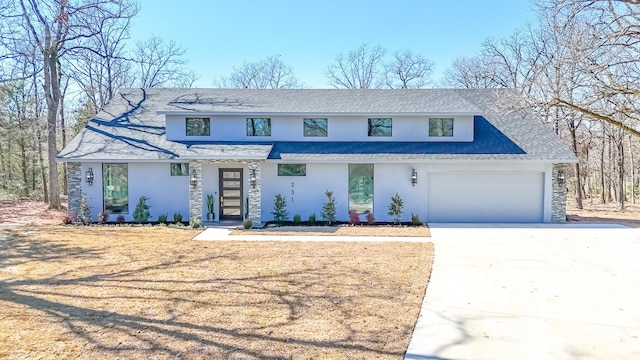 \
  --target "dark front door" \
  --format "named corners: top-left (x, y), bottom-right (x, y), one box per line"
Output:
top-left (219, 169), bottom-right (243, 220)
